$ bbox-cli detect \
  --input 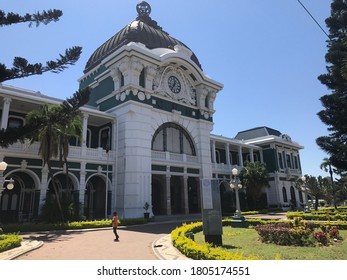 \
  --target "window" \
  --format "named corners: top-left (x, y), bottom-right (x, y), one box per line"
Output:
top-left (8, 117), bottom-right (24, 128)
top-left (215, 150), bottom-right (220, 163)
top-left (278, 153), bottom-right (284, 169)
top-left (294, 156), bottom-right (299, 169)
top-left (121, 73), bottom-right (125, 87)
top-left (99, 127), bottom-right (110, 150)
top-left (286, 154), bottom-right (292, 169)
top-left (282, 187), bottom-right (288, 203)
top-left (139, 69), bottom-right (145, 88)
top-left (152, 123), bottom-right (196, 156)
